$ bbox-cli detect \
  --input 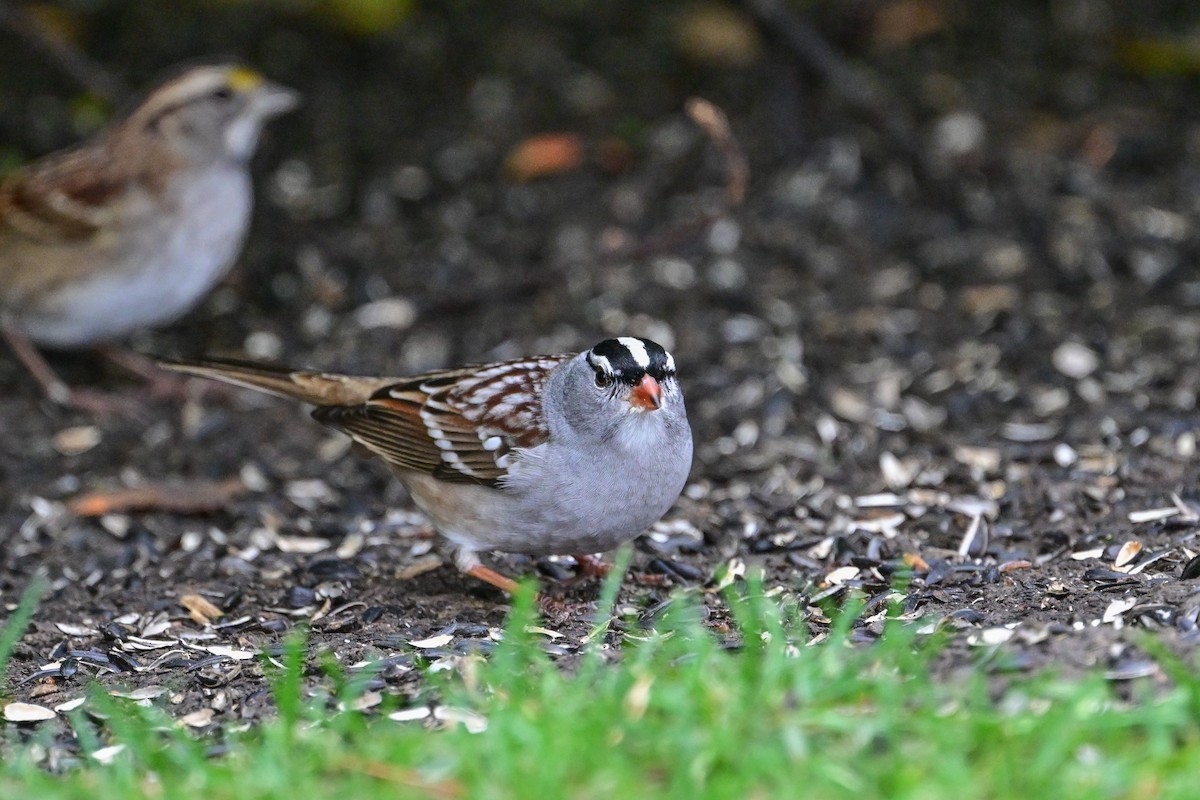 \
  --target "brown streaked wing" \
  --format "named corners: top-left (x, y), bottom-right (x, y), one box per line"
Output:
top-left (0, 139), bottom-right (167, 303)
top-left (447, 357), bottom-right (565, 448)
top-left (0, 144), bottom-right (128, 242)
top-left (311, 355), bottom-right (571, 486)
top-left (313, 396), bottom-right (445, 476)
